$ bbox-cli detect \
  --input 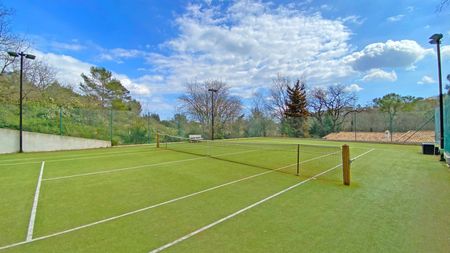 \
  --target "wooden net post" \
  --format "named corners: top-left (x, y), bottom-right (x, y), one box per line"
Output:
top-left (342, 144), bottom-right (350, 185)
top-left (156, 132), bottom-right (160, 148)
